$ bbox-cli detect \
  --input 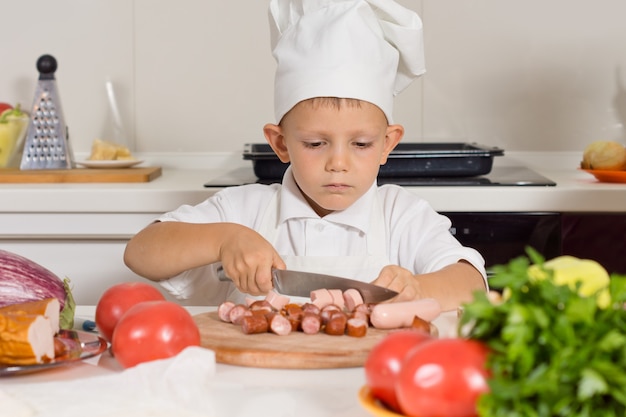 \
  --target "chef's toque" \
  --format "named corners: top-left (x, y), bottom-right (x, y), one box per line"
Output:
top-left (269, 0), bottom-right (426, 124)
